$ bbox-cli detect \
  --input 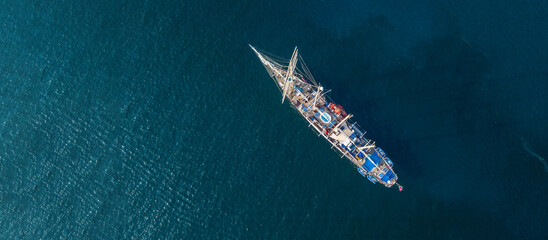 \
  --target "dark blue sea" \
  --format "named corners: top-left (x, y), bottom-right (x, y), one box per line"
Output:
top-left (1, 0), bottom-right (547, 239)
